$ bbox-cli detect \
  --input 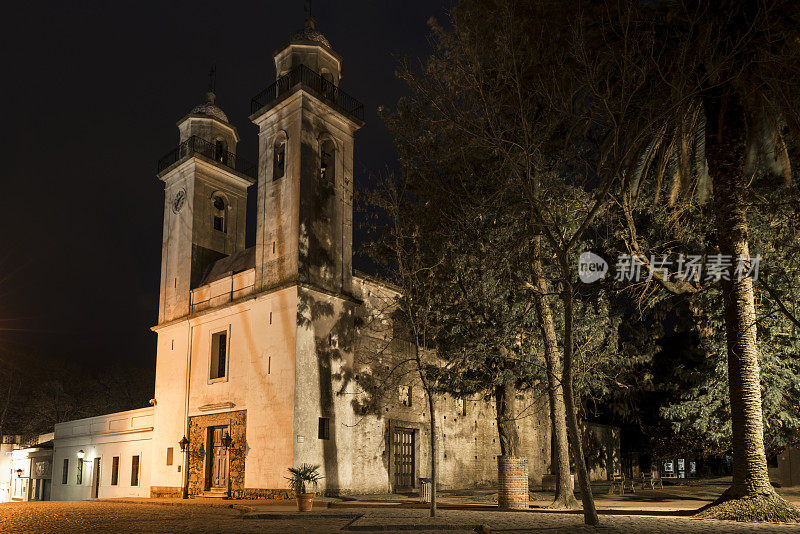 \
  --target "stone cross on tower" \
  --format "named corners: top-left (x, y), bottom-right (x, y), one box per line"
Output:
top-left (208, 65), bottom-right (216, 95)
